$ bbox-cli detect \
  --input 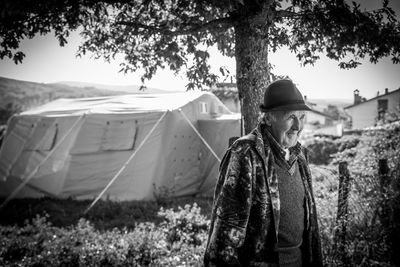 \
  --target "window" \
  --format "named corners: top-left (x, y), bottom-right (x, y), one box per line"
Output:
top-left (100, 120), bottom-right (137, 151)
top-left (377, 99), bottom-right (388, 121)
top-left (25, 121), bottom-right (58, 151)
top-left (199, 102), bottom-right (208, 114)
top-left (378, 99), bottom-right (388, 111)
top-left (71, 118), bottom-right (137, 154)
